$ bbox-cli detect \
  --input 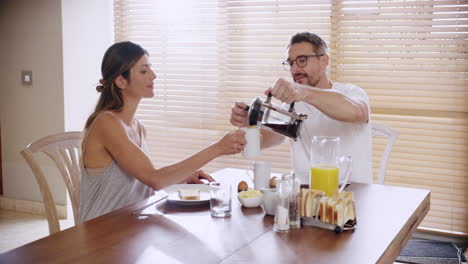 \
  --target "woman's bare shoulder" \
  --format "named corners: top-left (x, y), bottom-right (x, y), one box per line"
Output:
top-left (88, 112), bottom-right (127, 142)
top-left (83, 112), bottom-right (124, 168)
top-left (95, 111), bottom-right (124, 129)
